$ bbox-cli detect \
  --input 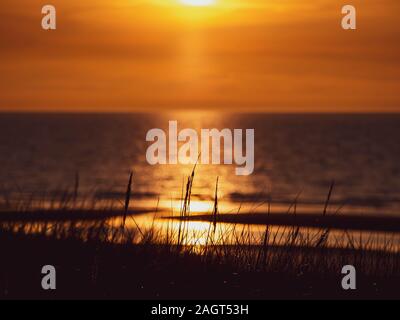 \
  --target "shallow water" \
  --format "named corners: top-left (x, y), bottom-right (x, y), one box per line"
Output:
top-left (8, 213), bottom-right (400, 252)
